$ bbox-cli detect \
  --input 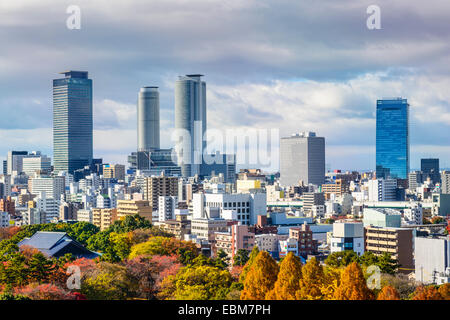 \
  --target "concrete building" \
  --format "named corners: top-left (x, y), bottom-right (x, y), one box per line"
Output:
top-left (442, 171), bottom-right (450, 194)
top-left (137, 86), bottom-right (160, 152)
top-left (280, 131), bottom-right (325, 187)
top-left (92, 208), bottom-right (117, 231)
top-left (192, 192), bottom-right (266, 225)
top-left (143, 175), bottom-right (179, 212)
top-left (77, 209), bottom-right (93, 224)
top-left (34, 192), bottom-right (60, 223)
top-left (158, 196), bottom-right (177, 222)
top-left (255, 233), bottom-right (279, 257)
top-left (363, 208), bottom-right (402, 228)
top-left (103, 164), bottom-right (125, 181)
top-left (174, 74), bottom-right (207, 177)
top-left (154, 214), bottom-right (191, 239)
top-left (22, 152), bottom-right (51, 176)
top-left (368, 179), bottom-right (397, 201)
top-left (365, 226), bottom-right (414, 274)
top-left (322, 179), bottom-right (349, 200)
top-left (302, 192), bottom-right (325, 215)
top-left (330, 221), bottom-right (364, 255)
top-left (6, 151), bottom-right (28, 175)
top-left (117, 199), bottom-right (152, 222)
top-left (415, 236), bottom-right (450, 284)
top-left (289, 223), bottom-right (318, 257)
top-left (0, 211), bottom-right (10, 228)
top-left (59, 201), bottom-right (80, 221)
top-left (29, 176), bottom-right (65, 201)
